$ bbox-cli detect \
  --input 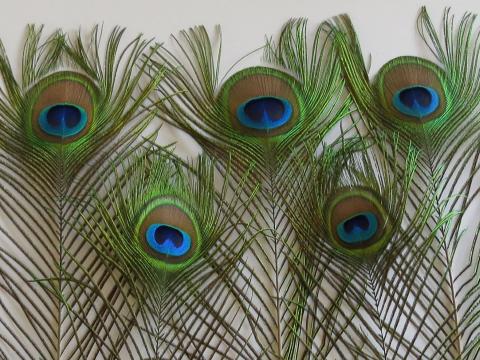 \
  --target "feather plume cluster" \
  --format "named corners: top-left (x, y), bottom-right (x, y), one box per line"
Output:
top-left (0, 7), bottom-right (479, 360)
